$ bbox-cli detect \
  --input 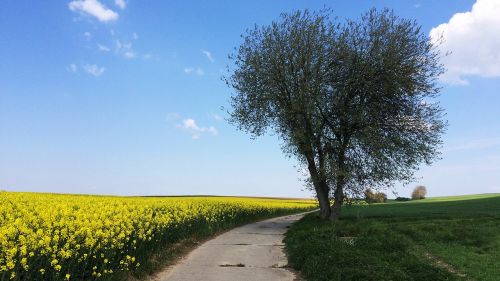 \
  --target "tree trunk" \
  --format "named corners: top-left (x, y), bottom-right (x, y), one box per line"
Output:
top-left (305, 153), bottom-right (331, 219)
top-left (330, 146), bottom-right (347, 221)
top-left (329, 183), bottom-right (344, 221)
top-left (330, 160), bottom-right (346, 221)
top-left (315, 181), bottom-right (331, 219)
